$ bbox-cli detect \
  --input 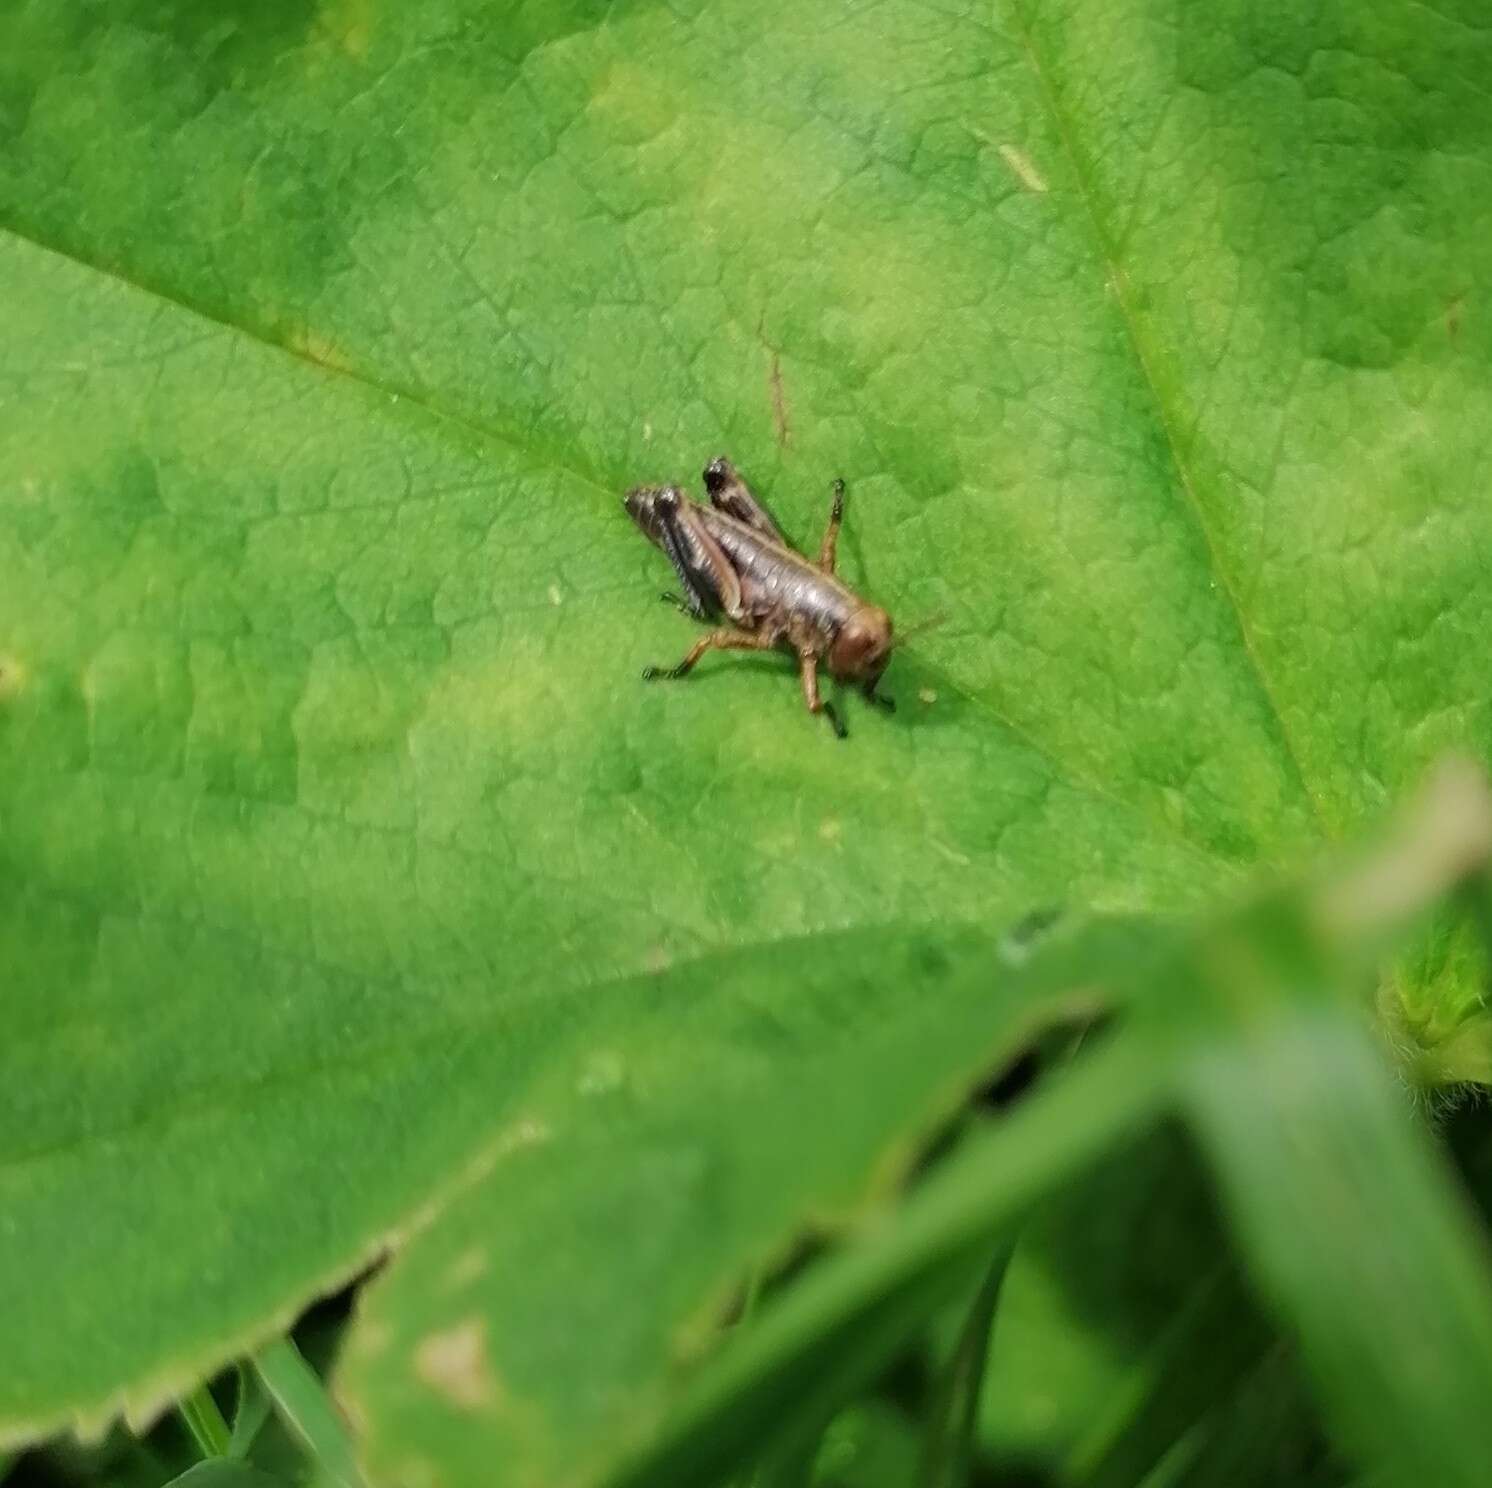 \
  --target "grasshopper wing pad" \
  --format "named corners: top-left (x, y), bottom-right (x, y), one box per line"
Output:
top-left (624, 486), bottom-right (742, 619)
top-left (703, 457), bottom-right (789, 546)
